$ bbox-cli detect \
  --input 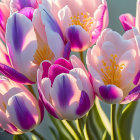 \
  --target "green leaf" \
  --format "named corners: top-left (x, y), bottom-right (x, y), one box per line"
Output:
top-left (31, 135), bottom-right (38, 140)
top-left (118, 101), bottom-right (138, 140)
top-left (102, 130), bottom-right (111, 140)
top-left (93, 98), bottom-right (111, 136)
top-left (13, 134), bottom-right (29, 140)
